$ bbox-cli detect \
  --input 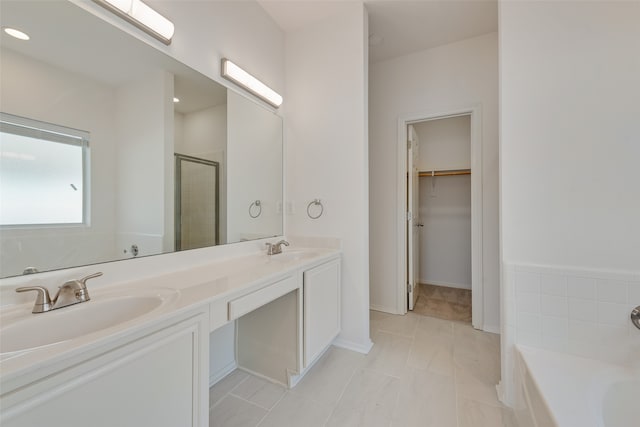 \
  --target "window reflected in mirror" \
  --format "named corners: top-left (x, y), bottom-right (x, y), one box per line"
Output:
top-left (0, 113), bottom-right (87, 226)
